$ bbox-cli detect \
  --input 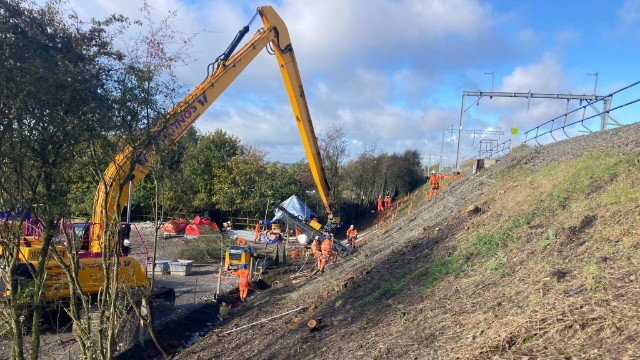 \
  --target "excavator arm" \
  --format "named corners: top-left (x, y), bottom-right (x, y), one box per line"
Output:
top-left (90, 6), bottom-right (337, 252)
